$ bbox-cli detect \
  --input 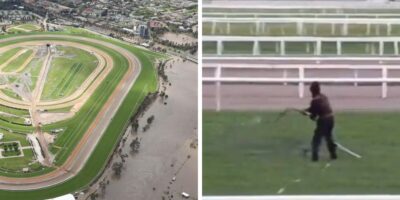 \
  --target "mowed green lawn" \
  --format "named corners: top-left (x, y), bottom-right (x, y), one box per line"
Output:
top-left (17, 24), bottom-right (40, 31)
top-left (23, 57), bottom-right (44, 91)
top-left (2, 49), bottom-right (33, 72)
top-left (0, 47), bottom-right (22, 64)
top-left (41, 46), bottom-right (98, 100)
top-left (7, 24), bottom-right (41, 33)
top-left (203, 111), bottom-right (400, 195)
